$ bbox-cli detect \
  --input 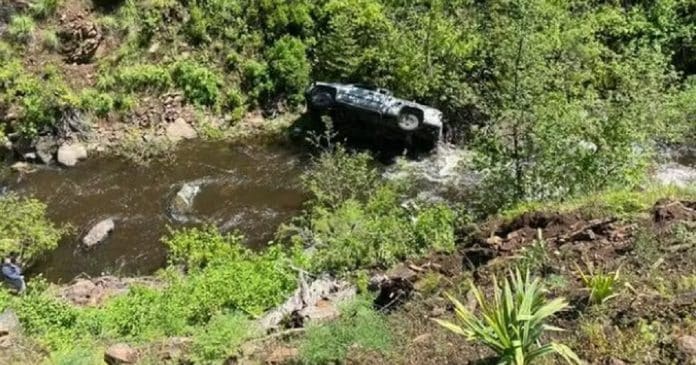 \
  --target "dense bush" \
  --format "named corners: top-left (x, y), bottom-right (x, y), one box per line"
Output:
top-left (0, 195), bottom-right (66, 264)
top-left (290, 147), bottom-right (456, 273)
top-left (170, 61), bottom-right (222, 107)
top-left (266, 35), bottom-right (311, 105)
